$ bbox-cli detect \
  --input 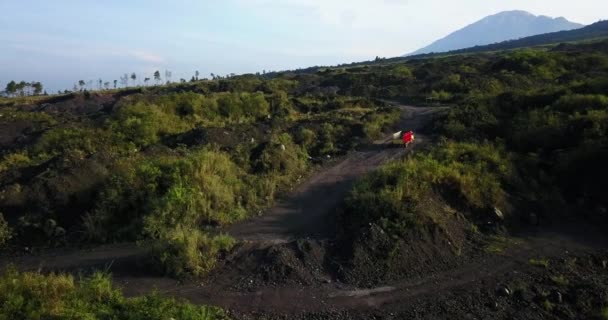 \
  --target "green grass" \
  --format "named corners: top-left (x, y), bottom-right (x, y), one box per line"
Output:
top-left (542, 298), bottom-right (555, 312)
top-left (600, 306), bottom-right (608, 320)
top-left (529, 258), bottom-right (550, 269)
top-left (150, 228), bottom-right (236, 277)
top-left (483, 236), bottom-right (520, 254)
top-left (0, 268), bottom-right (227, 319)
top-left (344, 140), bottom-right (511, 240)
top-left (0, 214), bottom-right (11, 247)
top-left (550, 274), bottom-right (569, 286)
